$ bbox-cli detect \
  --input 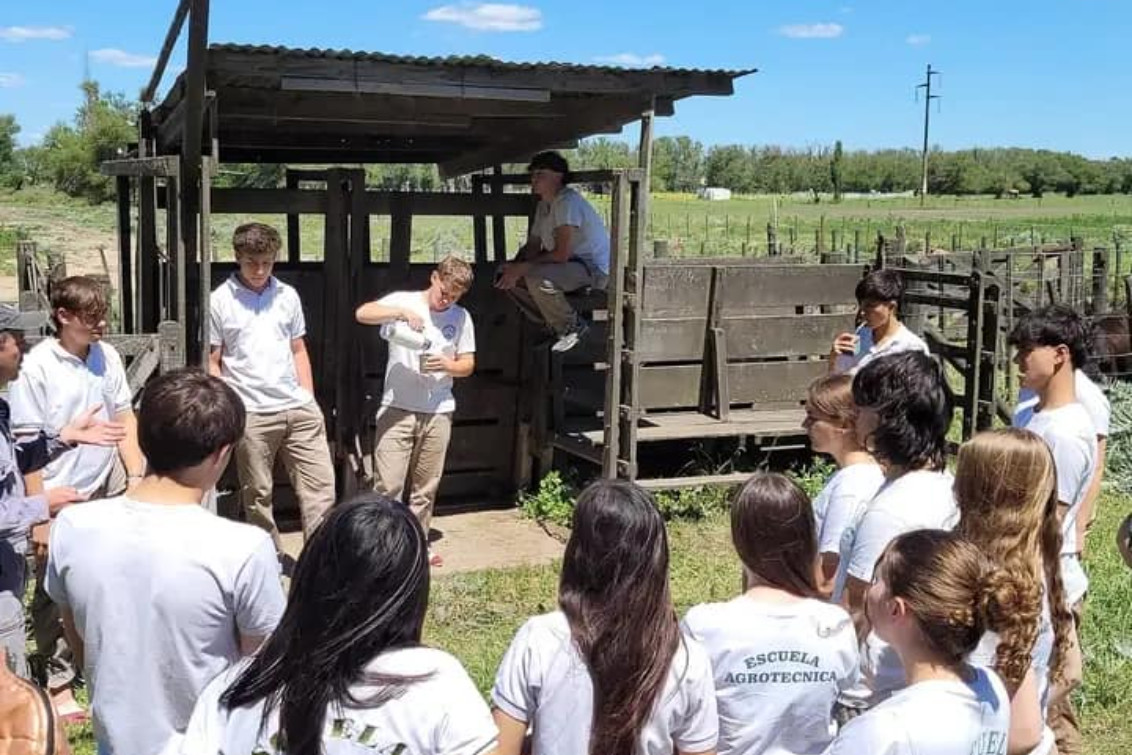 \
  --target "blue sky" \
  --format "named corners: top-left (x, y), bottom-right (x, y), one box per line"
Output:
top-left (1, 1), bottom-right (1129, 158)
